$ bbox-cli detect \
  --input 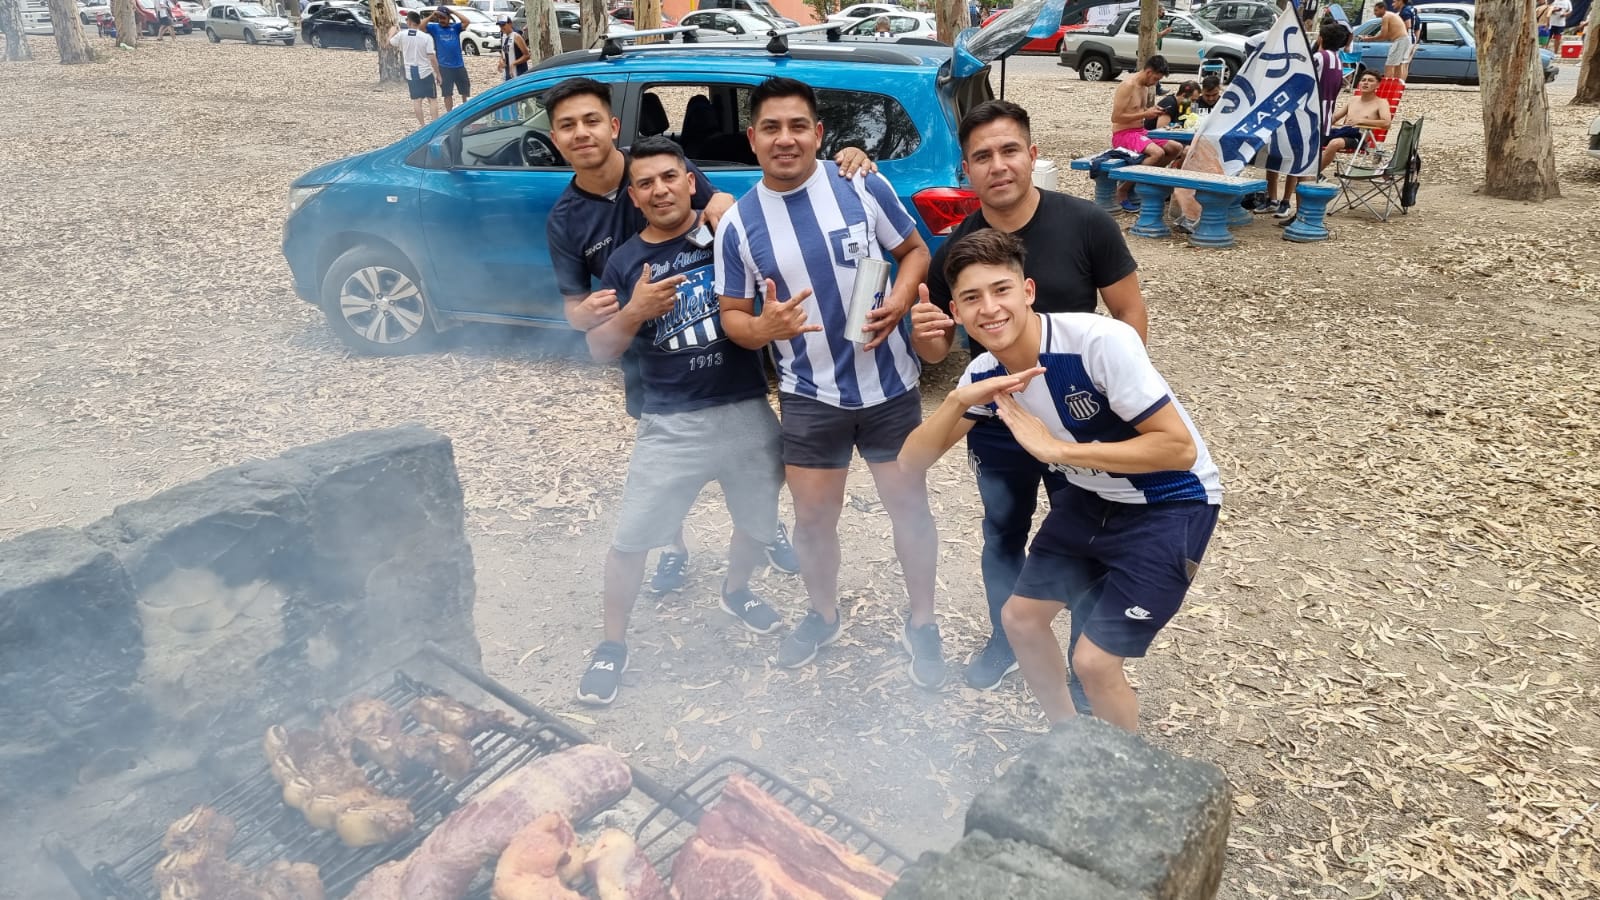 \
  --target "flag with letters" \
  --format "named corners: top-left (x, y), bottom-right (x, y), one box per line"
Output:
top-left (1182, 6), bottom-right (1320, 178)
